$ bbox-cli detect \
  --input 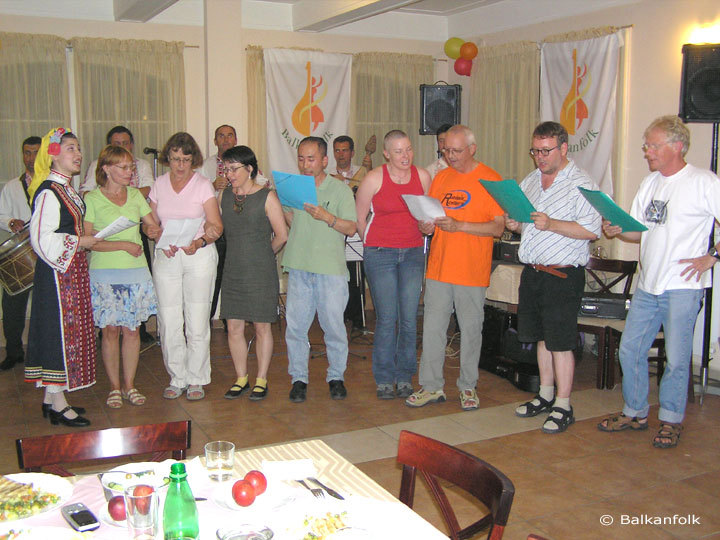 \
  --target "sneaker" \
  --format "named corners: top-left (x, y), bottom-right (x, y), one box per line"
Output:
top-left (405, 388), bottom-right (446, 408)
top-left (376, 384), bottom-right (395, 400)
top-left (329, 380), bottom-right (347, 400)
top-left (289, 381), bottom-right (307, 402)
top-left (459, 389), bottom-right (479, 411)
top-left (396, 383), bottom-right (413, 399)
